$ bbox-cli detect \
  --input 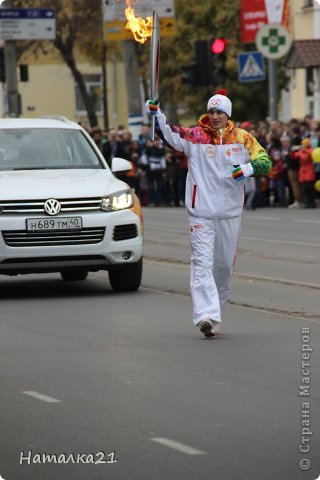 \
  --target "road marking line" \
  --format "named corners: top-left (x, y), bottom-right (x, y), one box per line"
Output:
top-left (244, 215), bottom-right (280, 221)
top-left (147, 226), bottom-right (186, 235)
top-left (234, 272), bottom-right (320, 290)
top-left (151, 437), bottom-right (205, 455)
top-left (293, 219), bottom-right (320, 225)
top-left (241, 236), bottom-right (320, 248)
top-left (141, 287), bottom-right (320, 323)
top-left (144, 259), bottom-right (320, 289)
top-left (22, 391), bottom-right (61, 403)
top-left (146, 227), bottom-right (320, 246)
top-left (227, 303), bottom-right (320, 324)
